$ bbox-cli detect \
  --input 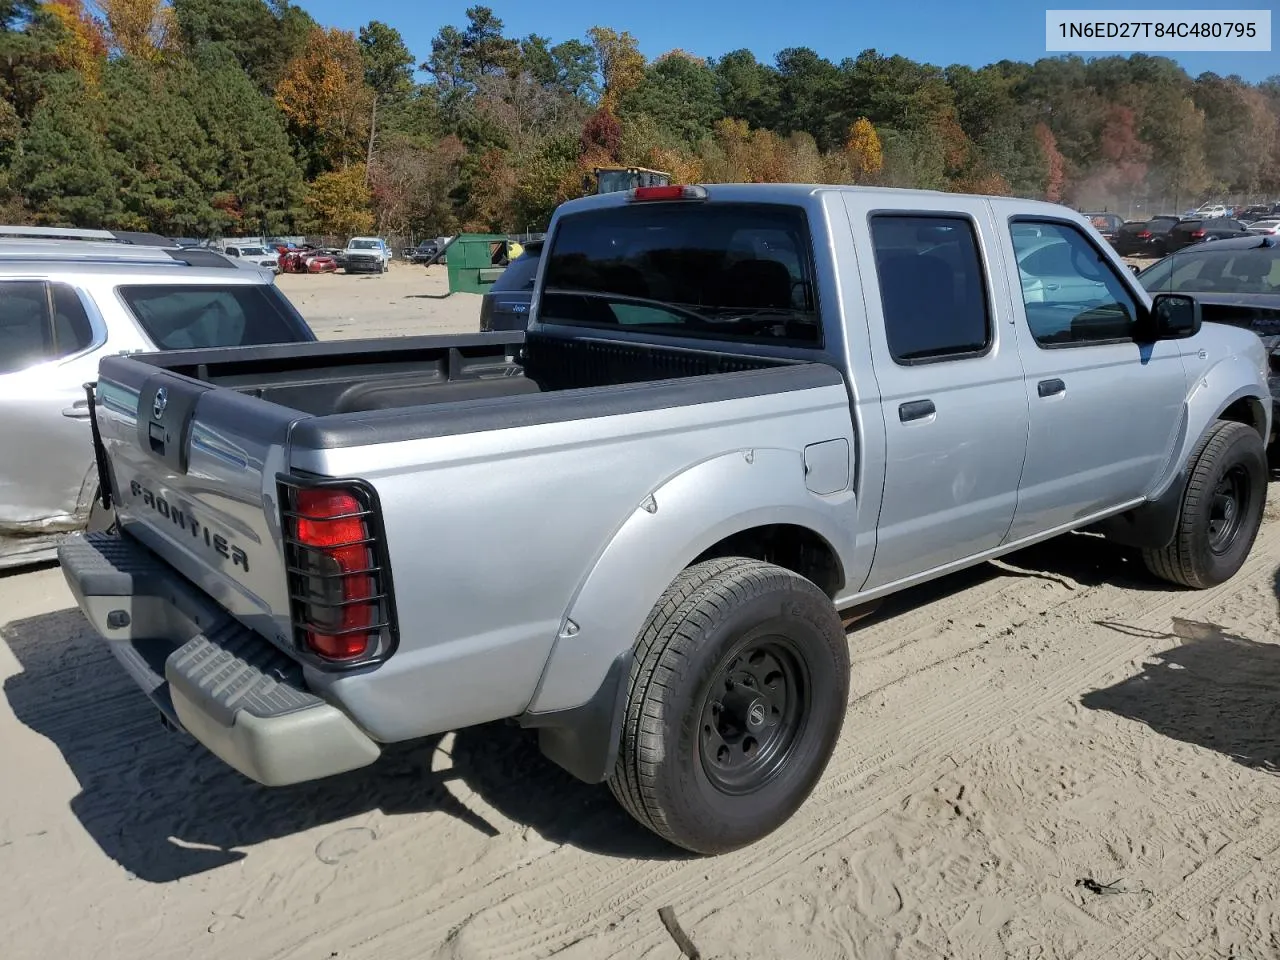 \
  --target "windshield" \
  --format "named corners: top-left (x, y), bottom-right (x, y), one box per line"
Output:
top-left (541, 202), bottom-right (820, 346)
top-left (117, 284), bottom-right (314, 349)
top-left (239, 246), bottom-right (266, 257)
top-left (350, 239), bottom-right (380, 249)
top-left (1138, 247), bottom-right (1280, 295)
